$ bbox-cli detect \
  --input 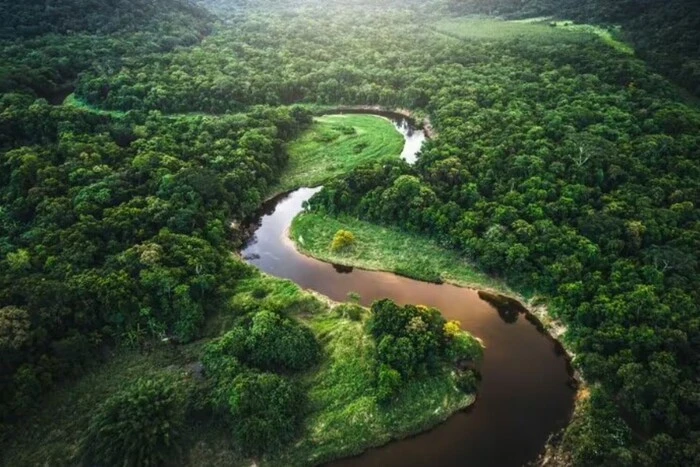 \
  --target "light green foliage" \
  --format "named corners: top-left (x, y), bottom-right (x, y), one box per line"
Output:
top-left (330, 229), bottom-right (356, 252)
top-left (5, 249), bottom-right (30, 271)
top-left (447, 332), bottom-right (483, 364)
top-left (275, 115), bottom-right (404, 194)
top-left (81, 377), bottom-right (186, 467)
top-left (377, 364), bottom-right (402, 402)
